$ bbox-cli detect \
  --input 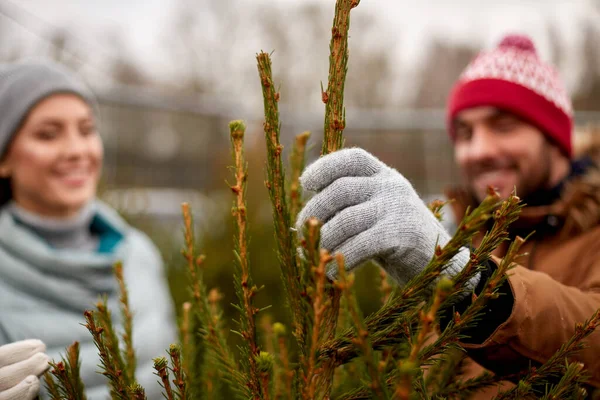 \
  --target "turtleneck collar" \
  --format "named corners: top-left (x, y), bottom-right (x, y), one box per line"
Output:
top-left (6, 201), bottom-right (100, 251)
